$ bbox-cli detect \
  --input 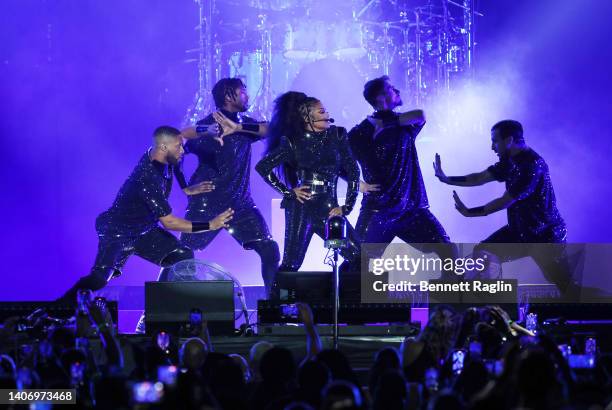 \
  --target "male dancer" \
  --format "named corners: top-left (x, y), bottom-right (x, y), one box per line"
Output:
top-left (179, 78), bottom-right (280, 295)
top-left (434, 119), bottom-right (578, 296)
top-left (59, 126), bottom-right (233, 302)
top-left (348, 76), bottom-right (456, 274)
